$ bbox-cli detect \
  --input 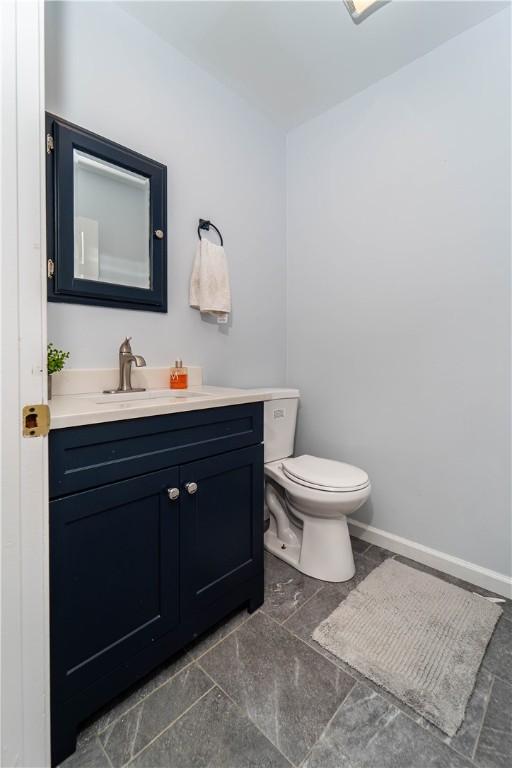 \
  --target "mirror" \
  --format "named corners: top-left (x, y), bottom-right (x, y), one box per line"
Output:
top-left (46, 114), bottom-right (167, 312)
top-left (73, 150), bottom-right (151, 289)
